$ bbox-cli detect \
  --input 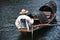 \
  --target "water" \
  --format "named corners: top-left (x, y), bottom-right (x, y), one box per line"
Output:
top-left (0, 0), bottom-right (60, 40)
